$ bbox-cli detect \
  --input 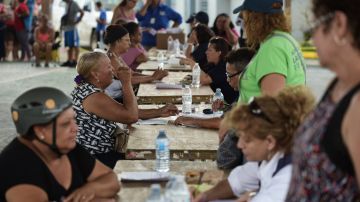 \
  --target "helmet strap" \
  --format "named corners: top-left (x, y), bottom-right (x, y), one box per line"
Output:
top-left (35, 118), bottom-right (63, 158)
